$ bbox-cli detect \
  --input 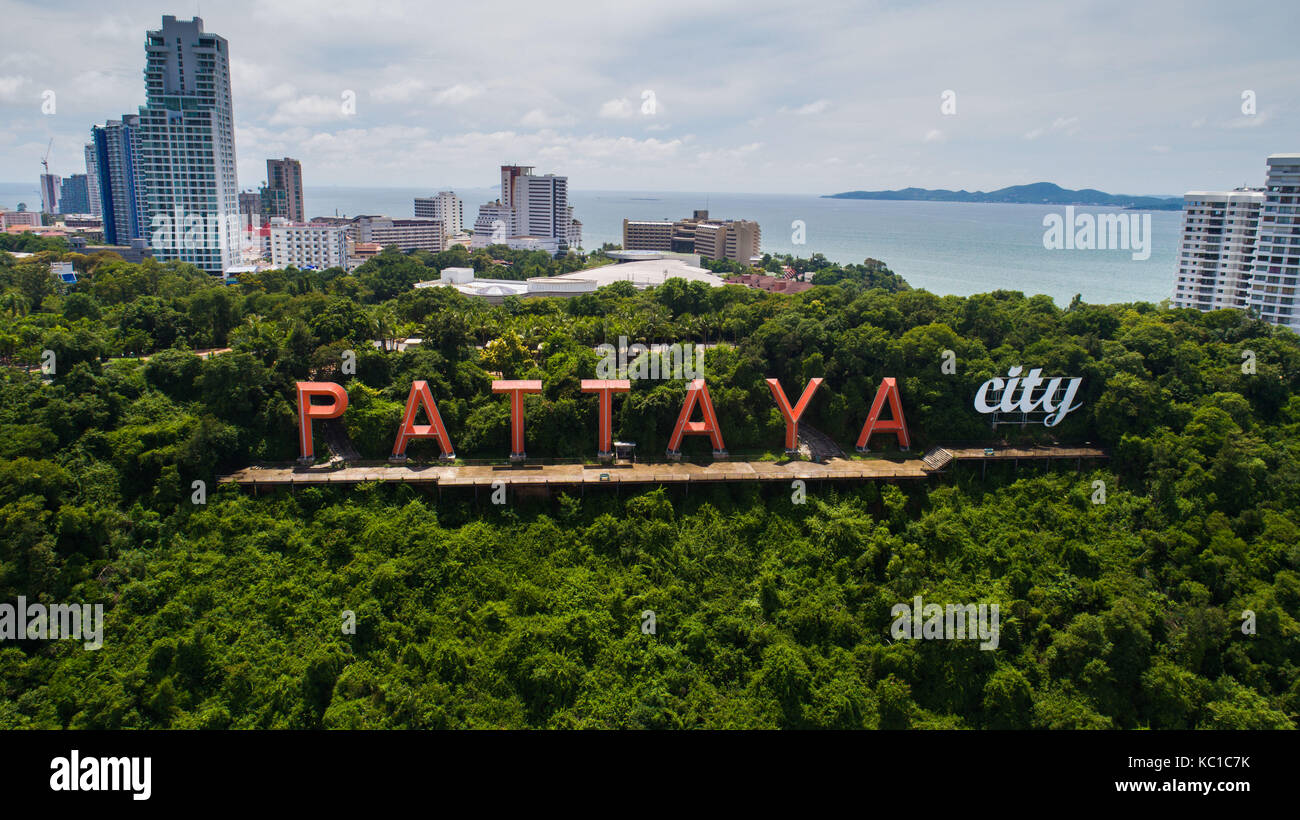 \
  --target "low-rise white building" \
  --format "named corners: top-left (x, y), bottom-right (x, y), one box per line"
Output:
top-left (356, 216), bottom-right (445, 252)
top-left (416, 259), bottom-right (726, 303)
top-left (270, 222), bottom-right (347, 270)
